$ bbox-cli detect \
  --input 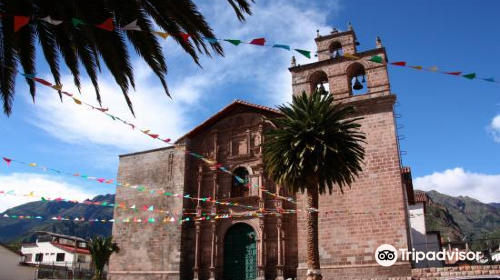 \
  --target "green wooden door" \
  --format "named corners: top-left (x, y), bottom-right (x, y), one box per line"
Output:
top-left (223, 224), bottom-right (257, 280)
